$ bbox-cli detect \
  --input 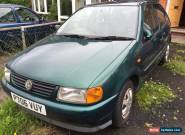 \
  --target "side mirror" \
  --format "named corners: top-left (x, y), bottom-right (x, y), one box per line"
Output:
top-left (143, 24), bottom-right (153, 41)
